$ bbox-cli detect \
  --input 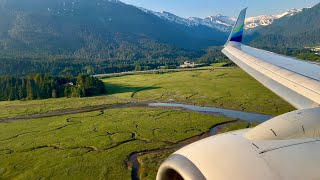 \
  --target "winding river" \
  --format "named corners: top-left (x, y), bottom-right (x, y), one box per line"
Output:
top-left (149, 103), bottom-right (273, 123)
top-left (129, 103), bottom-right (274, 180)
top-left (0, 101), bottom-right (274, 180)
